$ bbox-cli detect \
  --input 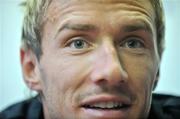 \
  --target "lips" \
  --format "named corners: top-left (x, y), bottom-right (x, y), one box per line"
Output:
top-left (80, 94), bottom-right (132, 118)
top-left (82, 101), bottom-right (131, 110)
